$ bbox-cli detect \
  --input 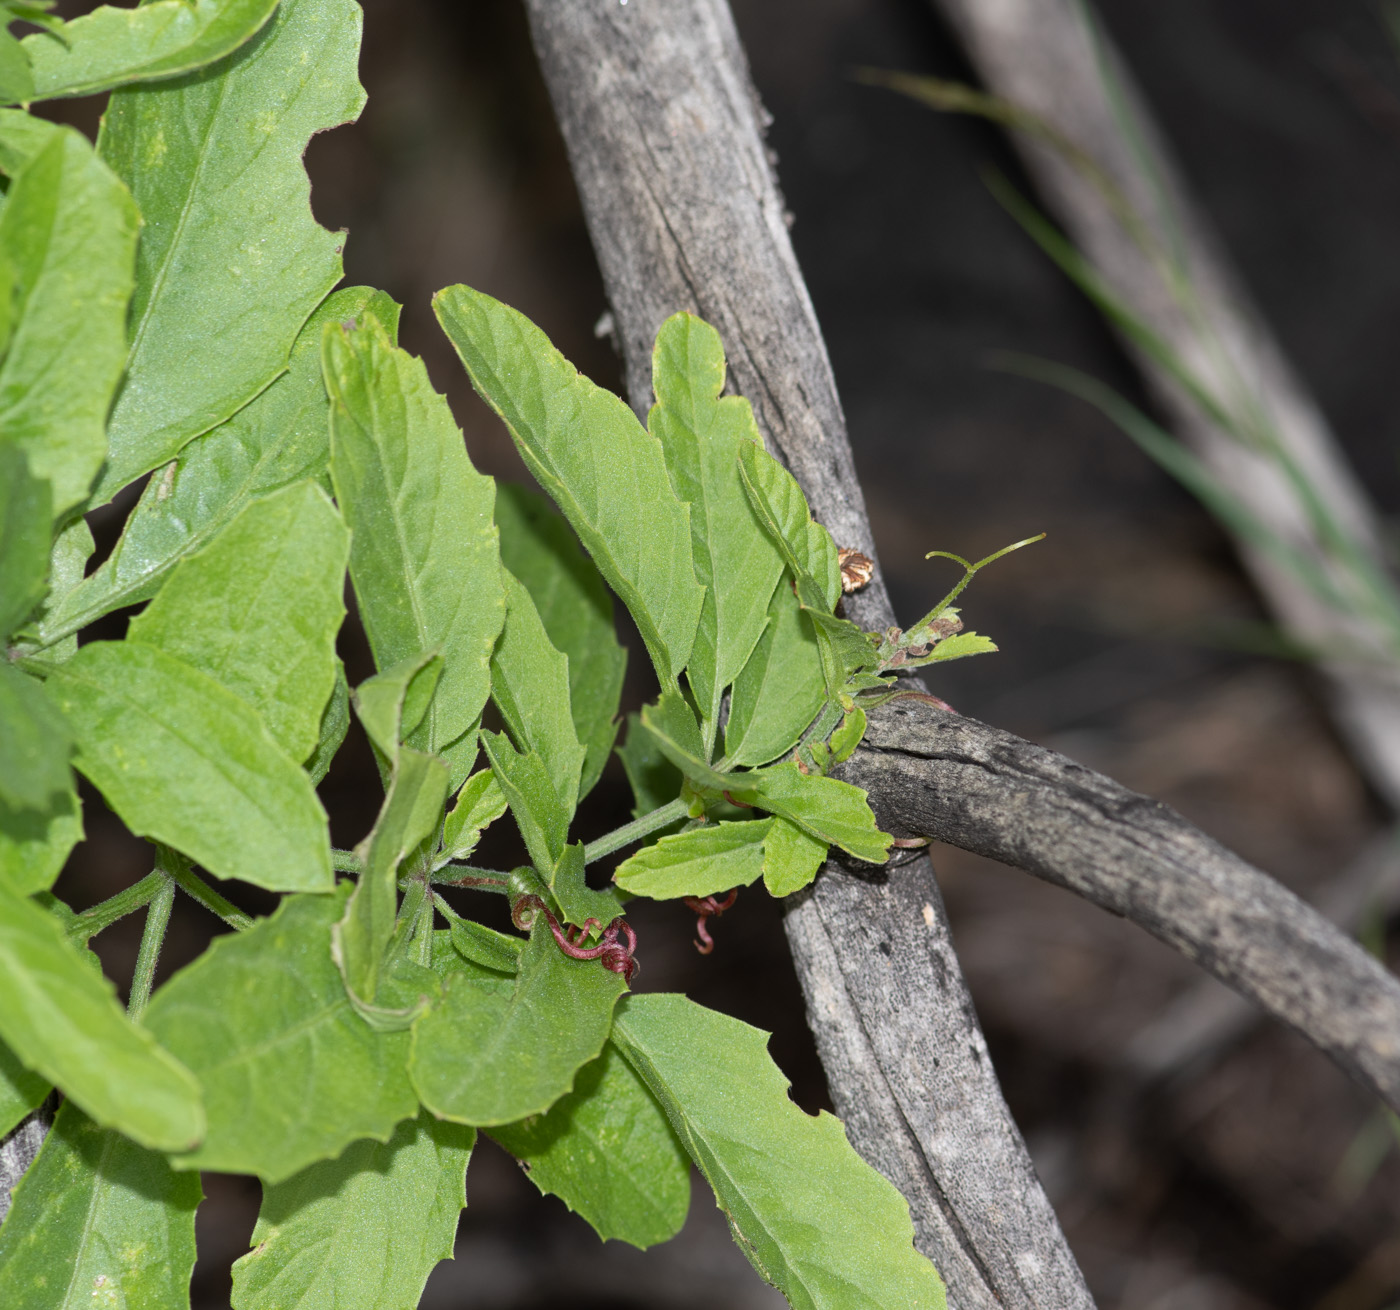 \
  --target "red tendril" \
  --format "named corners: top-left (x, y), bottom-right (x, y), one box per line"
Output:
top-left (682, 890), bottom-right (739, 955)
top-left (510, 895), bottom-right (639, 984)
